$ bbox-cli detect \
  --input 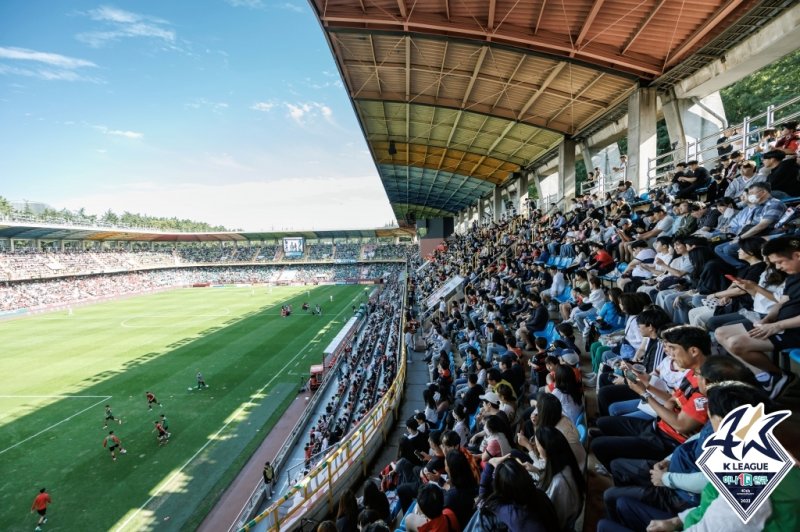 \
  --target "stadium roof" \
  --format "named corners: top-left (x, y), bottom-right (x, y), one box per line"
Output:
top-left (310, 0), bottom-right (783, 221)
top-left (0, 222), bottom-right (415, 242)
